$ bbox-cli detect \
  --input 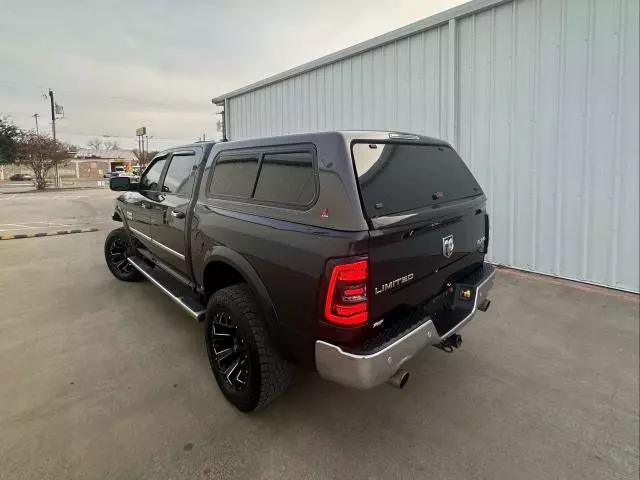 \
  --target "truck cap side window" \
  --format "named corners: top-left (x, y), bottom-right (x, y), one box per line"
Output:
top-left (351, 142), bottom-right (483, 218)
top-left (209, 154), bottom-right (259, 198)
top-left (253, 151), bottom-right (315, 206)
